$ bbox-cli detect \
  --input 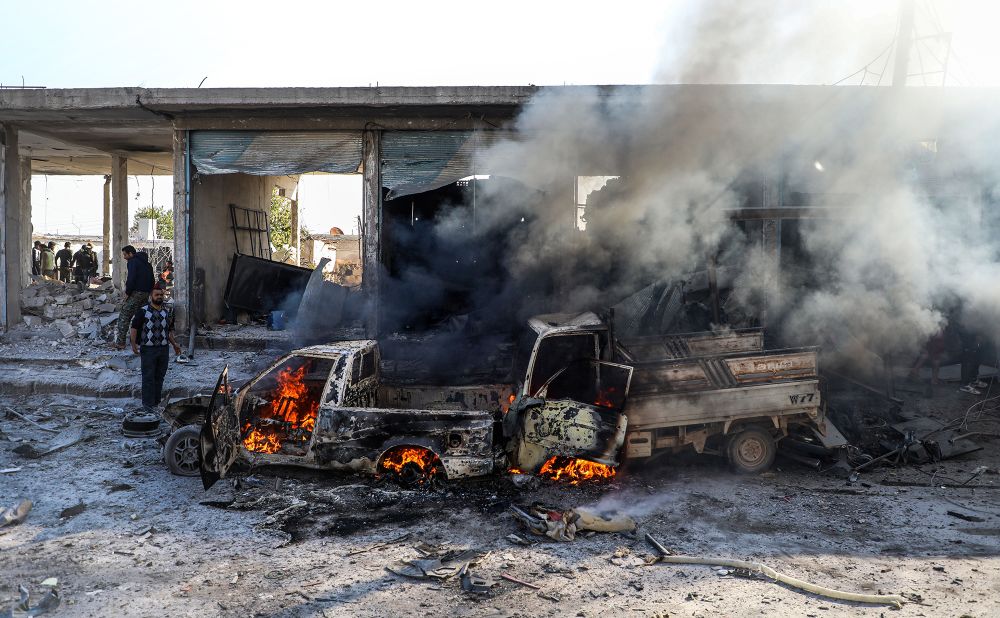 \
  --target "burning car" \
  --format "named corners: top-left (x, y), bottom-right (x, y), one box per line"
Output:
top-left (163, 317), bottom-right (633, 487)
